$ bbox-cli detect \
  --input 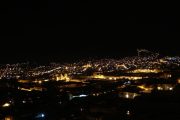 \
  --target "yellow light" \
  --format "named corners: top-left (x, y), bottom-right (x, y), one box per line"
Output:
top-left (2, 103), bottom-right (10, 107)
top-left (18, 80), bottom-right (30, 83)
top-left (157, 86), bottom-right (163, 90)
top-left (82, 64), bottom-right (91, 68)
top-left (56, 74), bottom-right (71, 81)
top-left (125, 94), bottom-right (129, 98)
top-left (138, 85), bottom-right (149, 91)
top-left (177, 79), bottom-right (180, 84)
top-left (19, 87), bottom-right (32, 92)
top-left (92, 74), bottom-right (105, 79)
top-left (38, 81), bottom-right (42, 84)
top-left (169, 87), bottom-right (173, 90)
top-left (129, 69), bottom-right (161, 73)
top-left (4, 116), bottom-right (13, 120)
